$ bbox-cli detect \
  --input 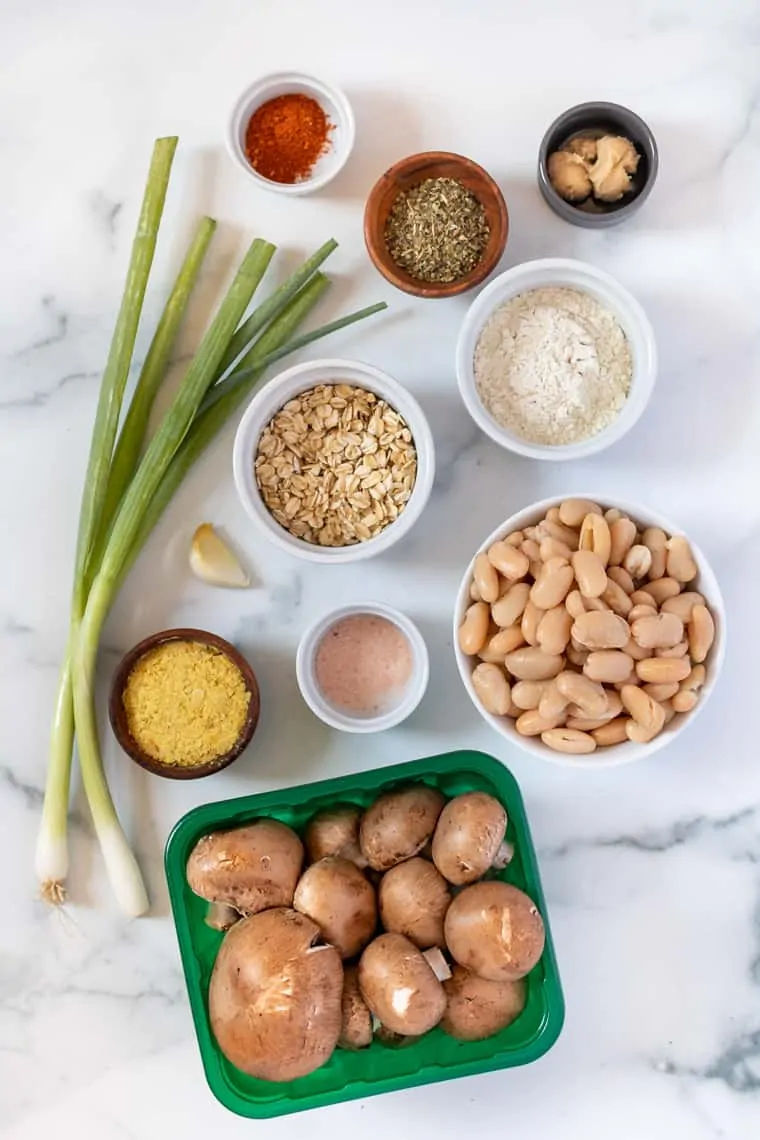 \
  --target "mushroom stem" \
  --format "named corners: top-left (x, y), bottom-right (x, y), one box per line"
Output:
top-left (422, 946), bottom-right (452, 982)
top-left (343, 841), bottom-right (368, 869)
top-left (205, 901), bottom-right (240, 931)
top-left (491, 840), bottom-right (515, 871)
